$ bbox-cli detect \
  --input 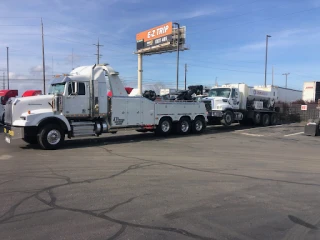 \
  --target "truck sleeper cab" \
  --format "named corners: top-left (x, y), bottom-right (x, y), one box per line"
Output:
top-left (4, 64), bottom-right (207, 150)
